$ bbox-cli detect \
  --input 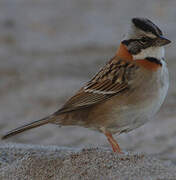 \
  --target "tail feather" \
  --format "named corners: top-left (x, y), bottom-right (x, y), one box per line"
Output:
top-left (1, 115), bottom-right (55, 140)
